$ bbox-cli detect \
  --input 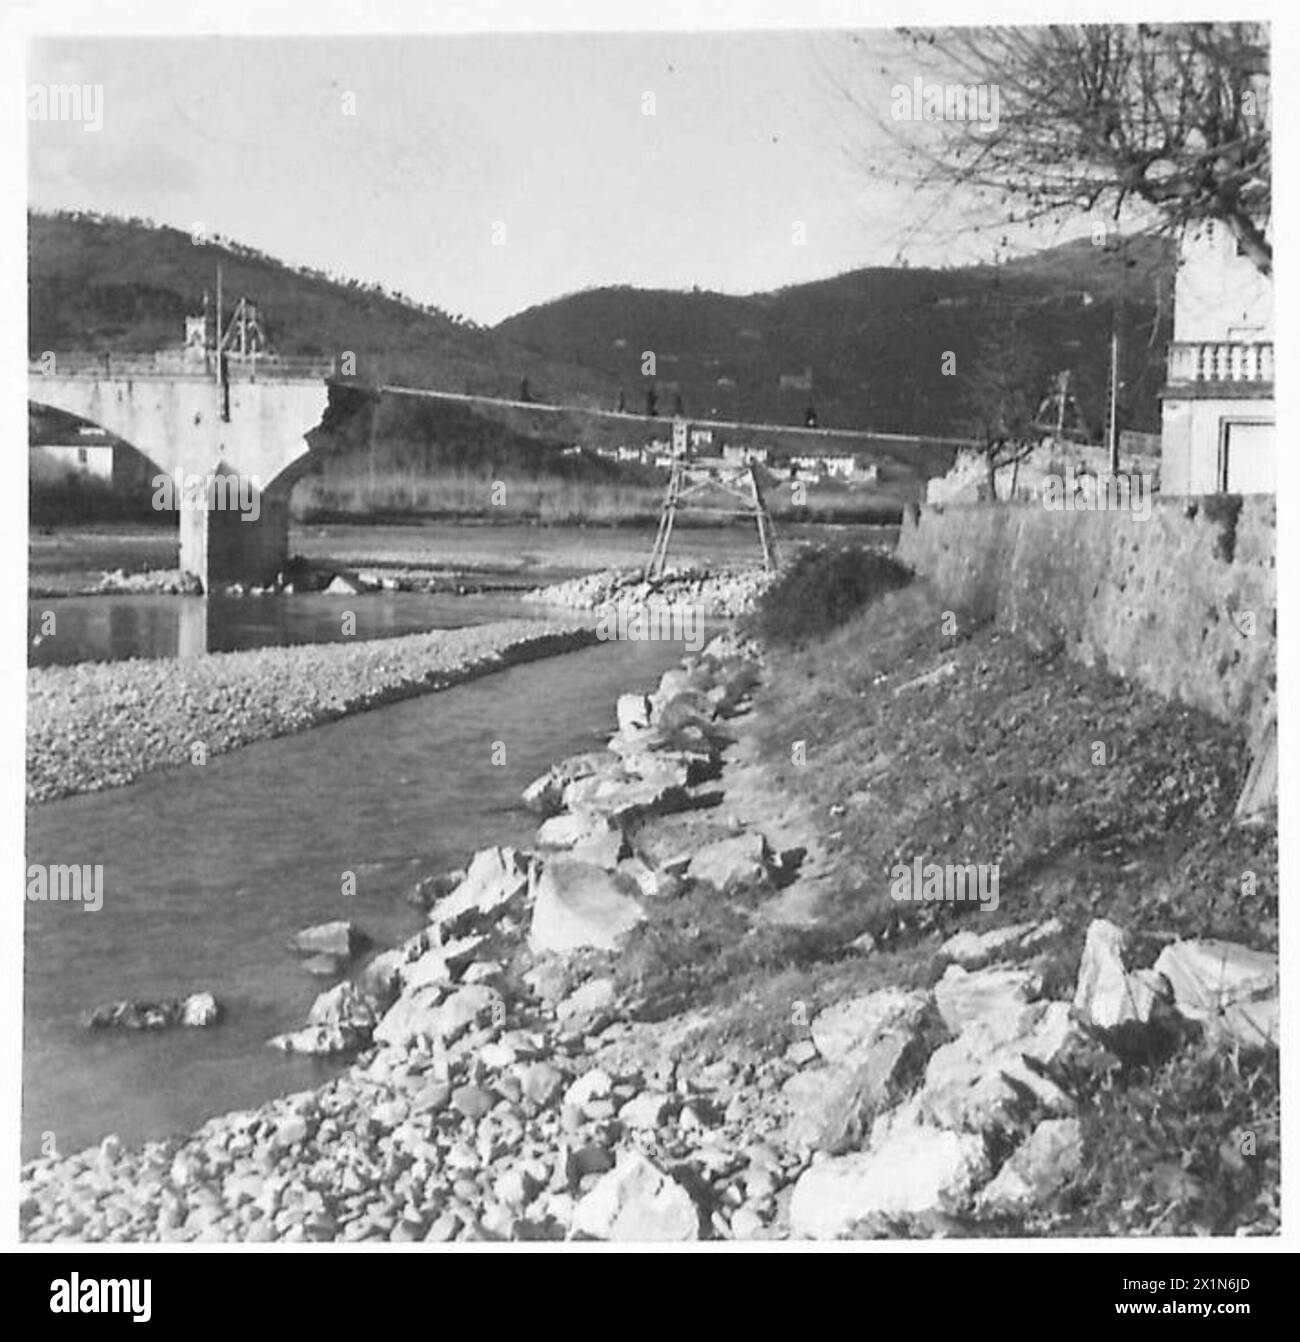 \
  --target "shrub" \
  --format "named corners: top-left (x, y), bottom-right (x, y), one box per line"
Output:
top-left (743, 545), bottom-right (912, 646)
